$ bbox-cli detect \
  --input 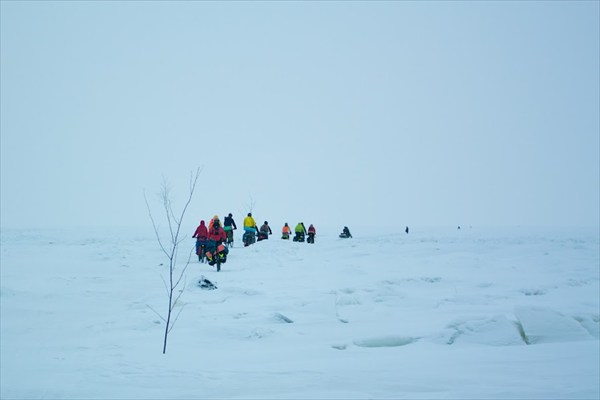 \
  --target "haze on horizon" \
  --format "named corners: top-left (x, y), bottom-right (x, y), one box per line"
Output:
top-left (1, 1), bottom-right (598, 231)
